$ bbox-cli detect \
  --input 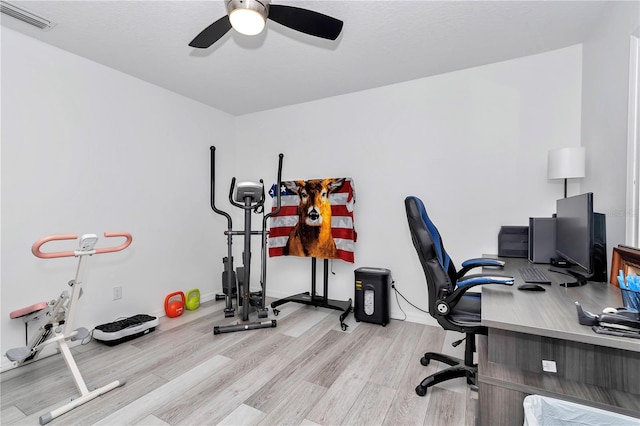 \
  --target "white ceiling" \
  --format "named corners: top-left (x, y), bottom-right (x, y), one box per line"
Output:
top-left (1, 1), bottom-right (613, 116)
